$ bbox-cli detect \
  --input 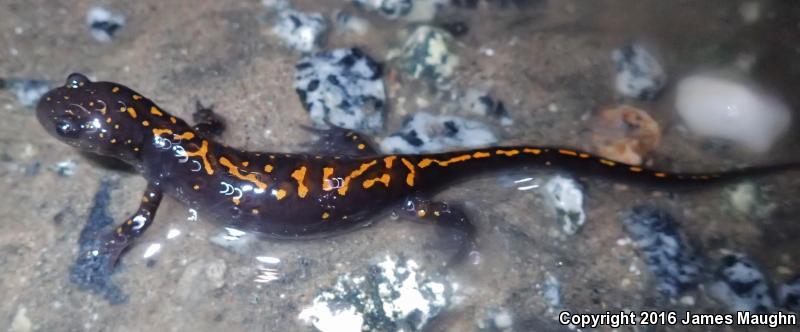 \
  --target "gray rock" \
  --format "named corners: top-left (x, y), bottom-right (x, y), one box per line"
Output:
top-left (622, 206), bottom-right (701, 297)
top-left (396, 26), bottom-right (459, 86)
top-left (545, 176), bottom-right (586, 235)
top-left (379, 112), bottom-right (496, 153)
top-left (709, 253), bottom-right (774, 312)
top-left (612, 44), bottom-right (666, 100)
top-left (778, 276), bottom-right (800, 312)
top-left (272, 9), bottom-right (327, 53)
top-left (86, 6), bottom-right (125, 43)
top-left (299, 256), bottom-right (448, 332)
top-left (295, 48), bottom-right (387, 132)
